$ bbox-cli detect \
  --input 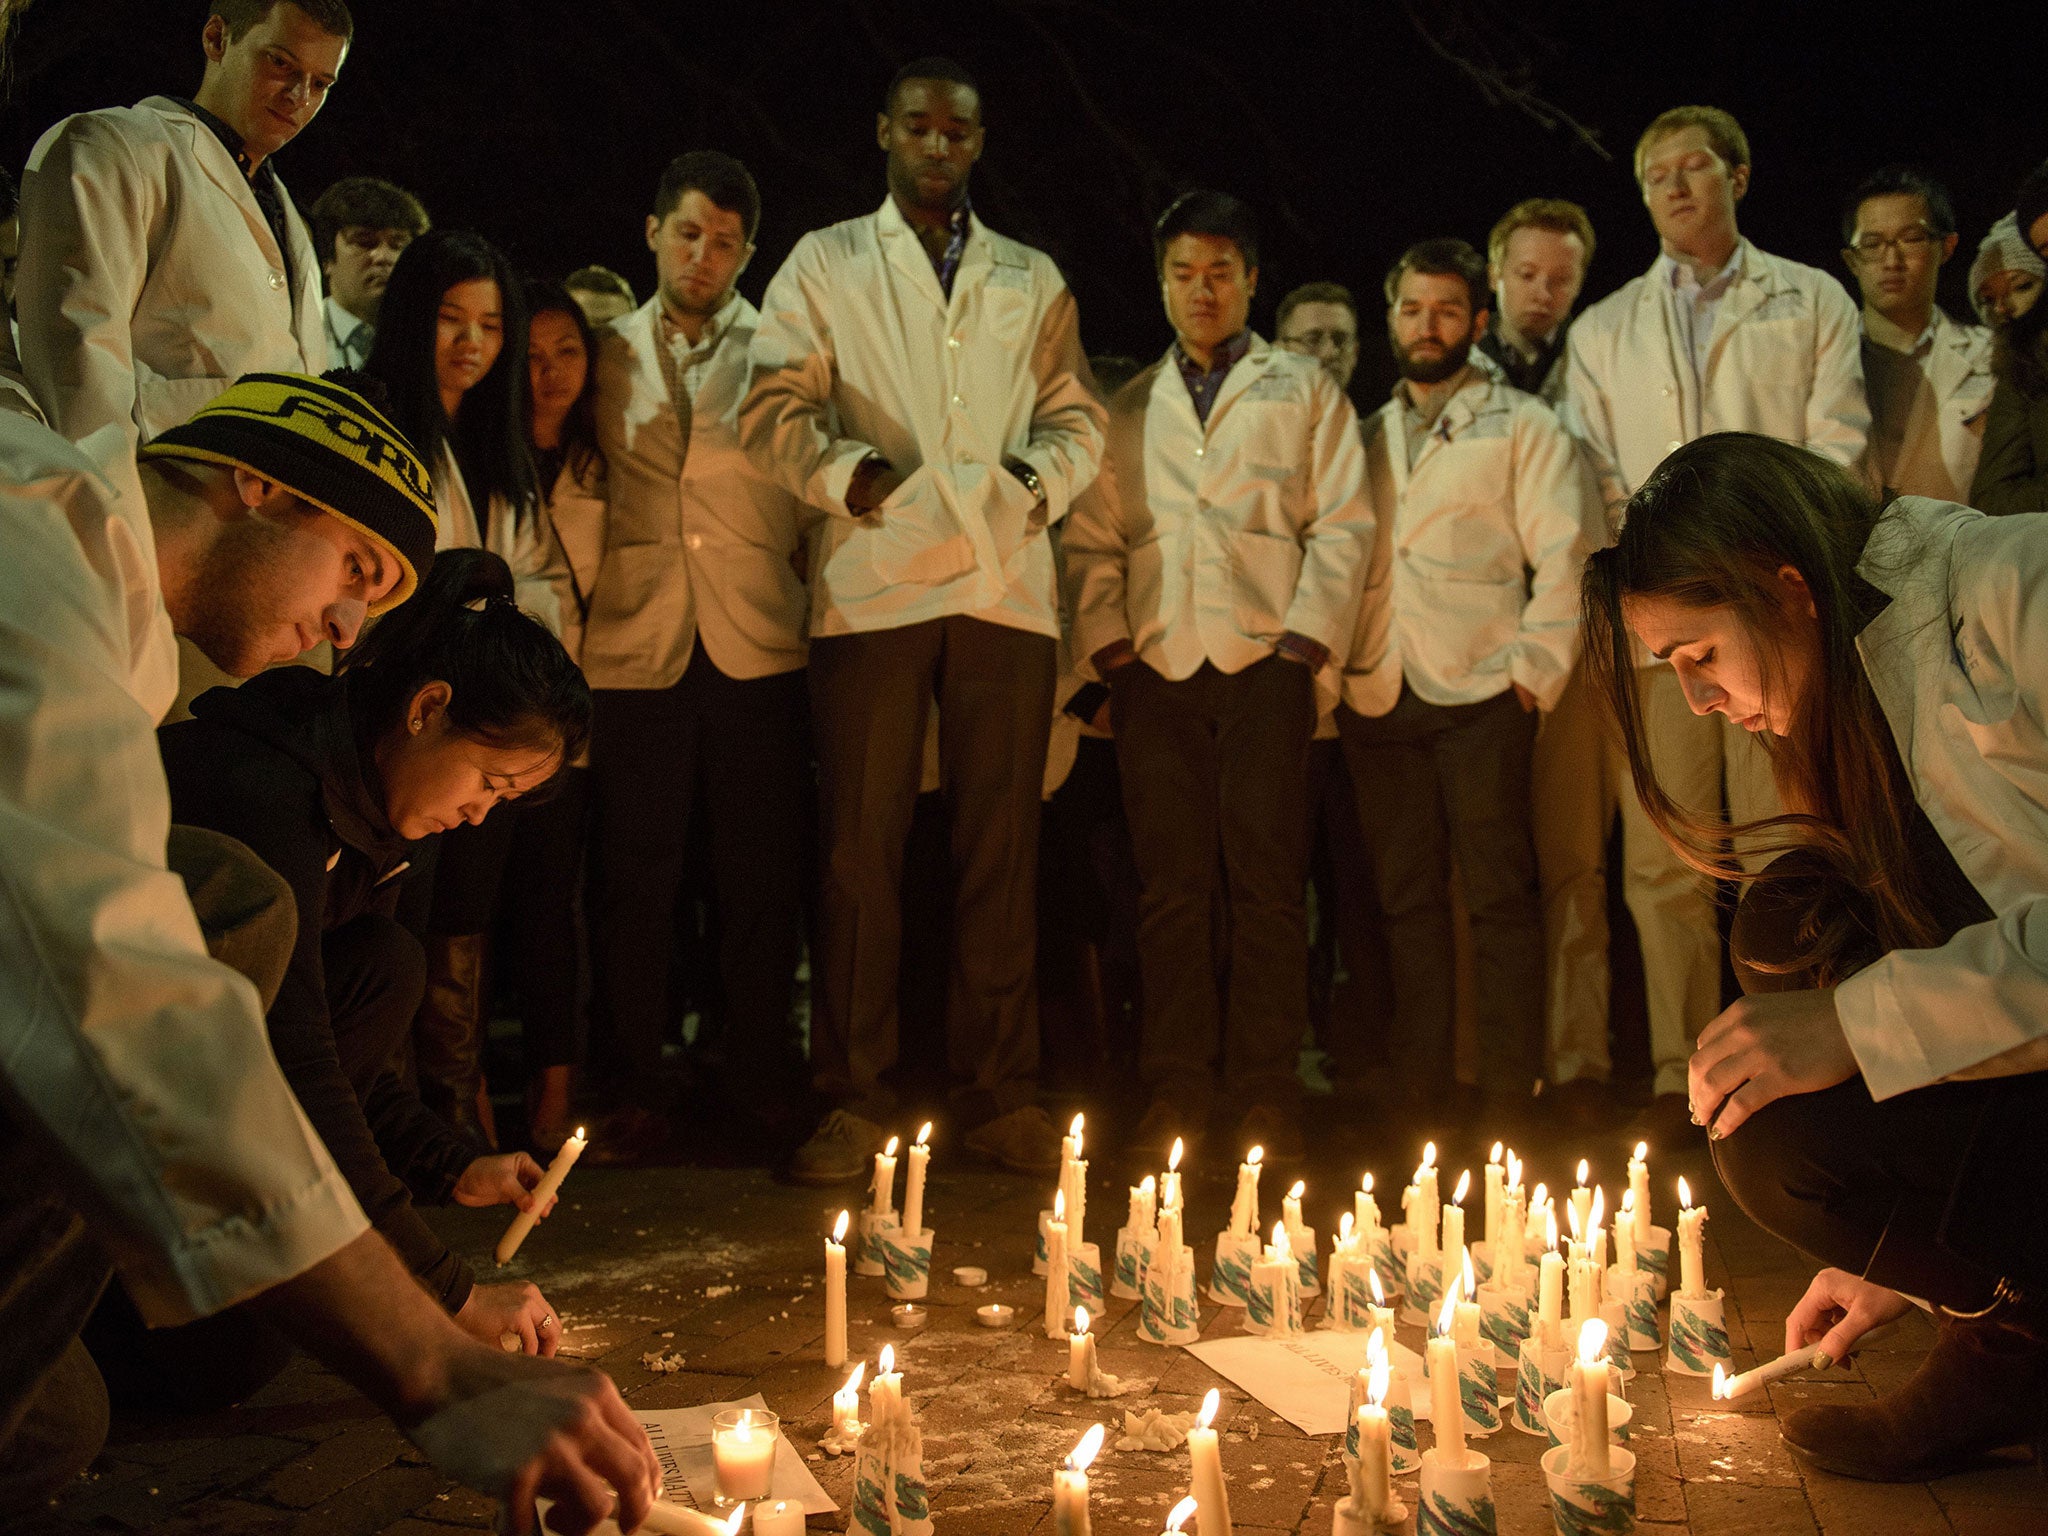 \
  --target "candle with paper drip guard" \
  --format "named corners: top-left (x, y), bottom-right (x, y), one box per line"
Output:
top-left (1568, 1320), bottom-right (1612, 1479)
top-left (1537, 1208), bottom-right (1564, 1350)
top-left (1281, 1180), bottom-right (1319, 1293)
top-left (1713, 1344), bottom-right (1830, 1402)
top-left (1053, 1421), bottom-right (1104, 1536)
top-left (494, 1125), bottom-right (583, 1265)
top-left (902, 1123), bottom-right (933, 1239)
top-left (1355, 1360), bottom-right (1403, 1525)
top-left (1326, 1212), bottom-right (1368, 1328)
top-left (1210, 1145), bottom-right (1265, 1305)
top-left (1046, 1188), bottom-right (1072, 1338)
top-left (825, 1210), bottom-right (850, 1368)
top-left (1355, 1172), bottom-right (1381, 1242)
top-left (1676, 1178), bottom-right (1705, 1298)
top-left (1161, 1495), bottom-right (1198, 1536)
top-left (1361, 1326), bottom-right (1420, 1474)
top-left (1188, 1389), bottom-right (1232, 1536)
top-left (871, 1344), bottom-right (904, 1422)
top-left (1162, 1137), bottom-right (1185, 1217)
top-left (1114, 1175), bottom-right (1159, 1300)
top-left (1248, 1219), bottom-right (1303, 1335)
top-left (1565, 1198), bottom-right (1598, 1328)
top-left (1664, 1176), bottom-right (1733, 1376)
top-left (1448, 1250), bottom-right (1501, 1435)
